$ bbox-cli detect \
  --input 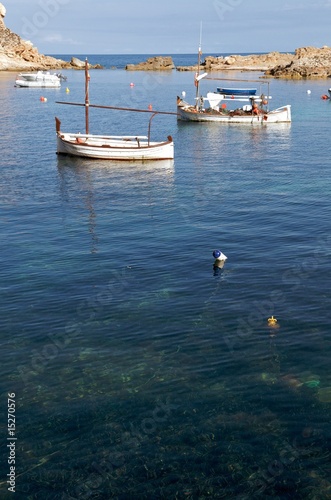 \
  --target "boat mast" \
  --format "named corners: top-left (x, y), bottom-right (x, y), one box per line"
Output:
top-left (195, 22), bottom-right (202, 109)
top-left (85, 58), bottom-right (90, 134)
